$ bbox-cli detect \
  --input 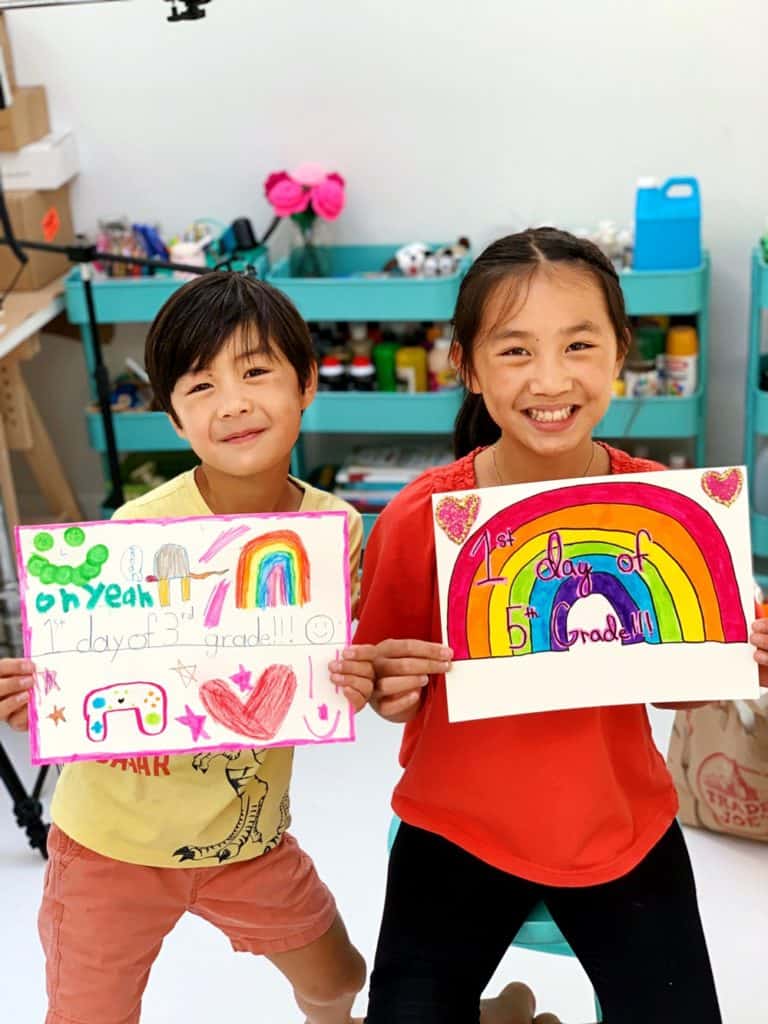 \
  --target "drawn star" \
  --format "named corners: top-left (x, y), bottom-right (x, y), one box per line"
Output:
top-left (42, 668), bottom-right (60, 697)
top-left (171, 660), bottom-right (198, 688)
top-left (47, 706), bottom-right (66, 726)
top-left (175, 705), bottom-right (210, 743)
top-left (230, 664), bottom-right (253, 693)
